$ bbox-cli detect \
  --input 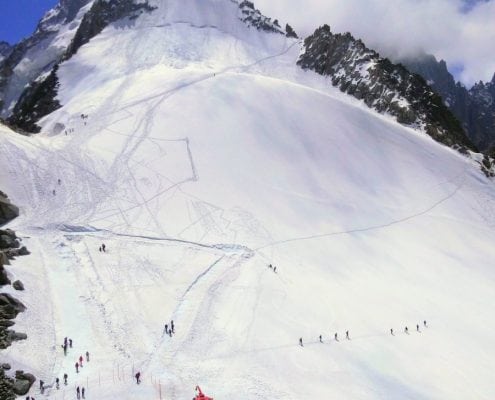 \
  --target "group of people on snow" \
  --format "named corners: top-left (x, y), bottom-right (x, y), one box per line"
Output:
top-left (98, 243), bottom-right (107, 252)
top-left (164, 319), bottom-right (175, 337)
top-left (392, 320), bottom-right (427, 336)
top-left (302, 321), bottom-right (428, 346)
